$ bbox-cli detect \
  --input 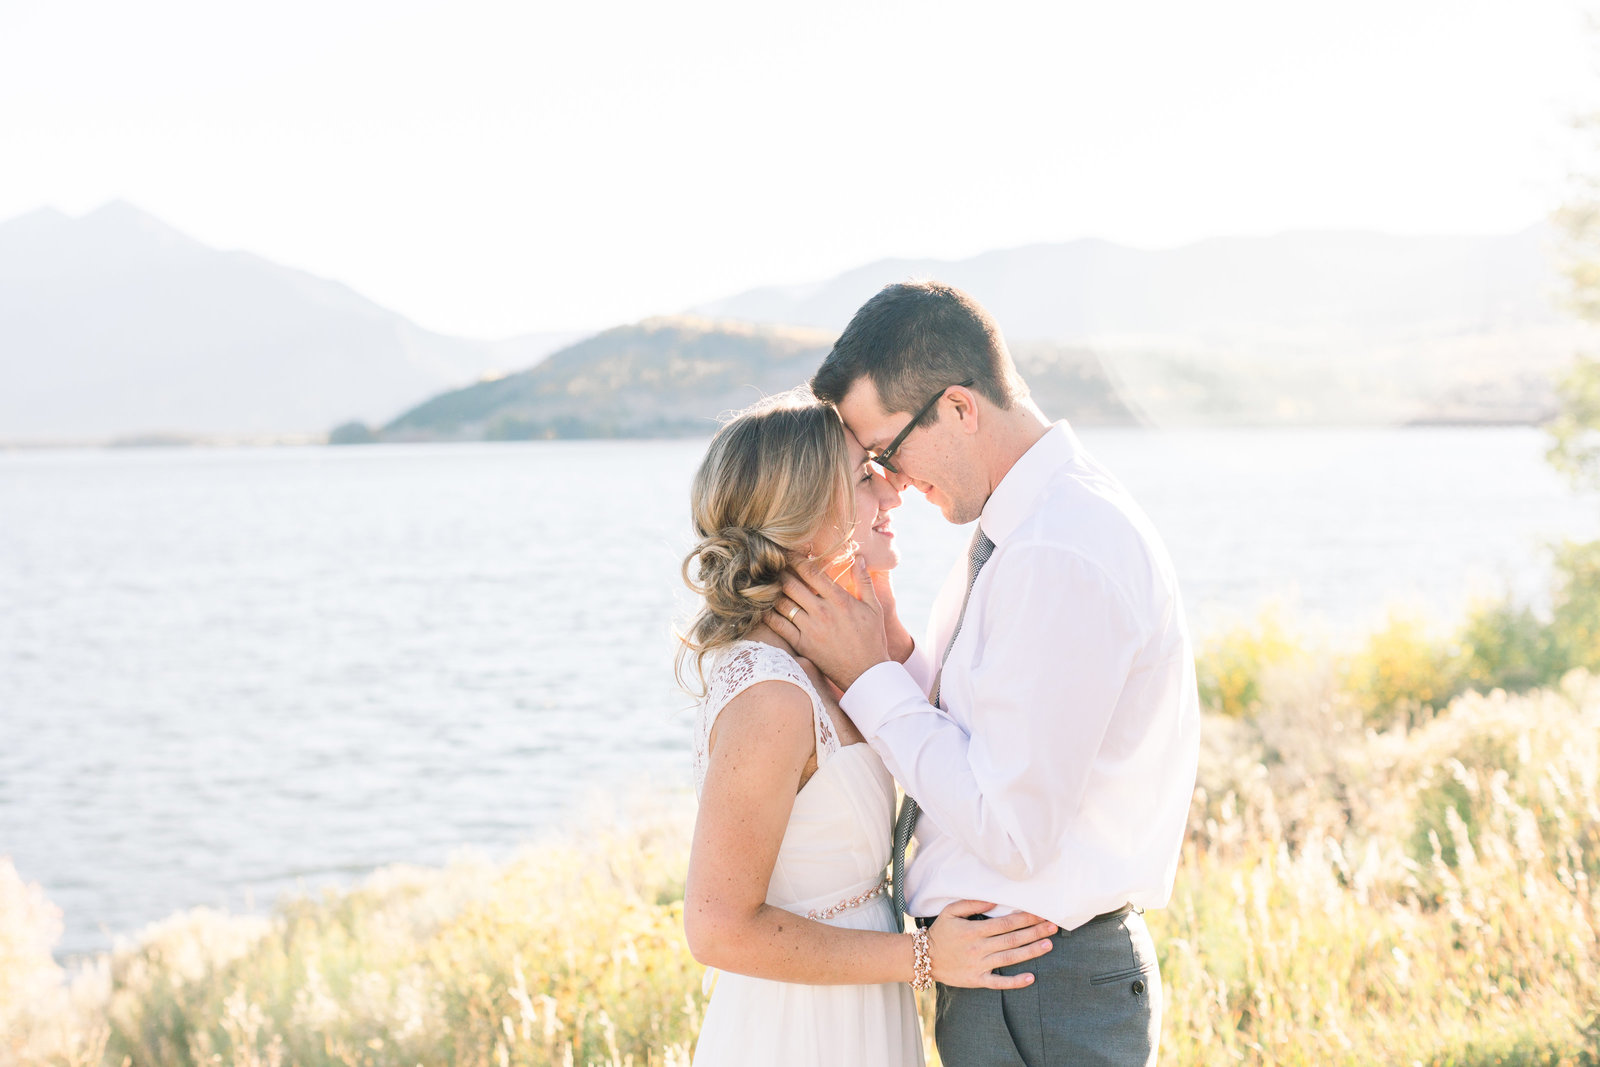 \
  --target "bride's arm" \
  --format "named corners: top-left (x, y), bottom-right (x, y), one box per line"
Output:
top-left (683, 680), bottom-right (1054, 987)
